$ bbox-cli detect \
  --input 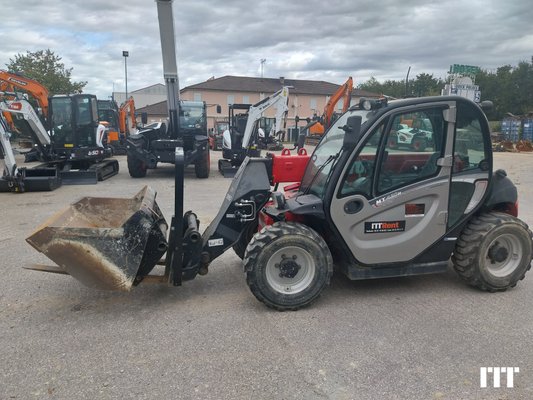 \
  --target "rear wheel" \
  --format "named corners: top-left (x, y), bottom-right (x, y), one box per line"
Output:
top-left (411, 135), bottom-right (427, 152)
top-left (244, 222), bottom-right (333, 311)
top-left (452, 212), bottom-right (533, 291)
top-left (195, 144), bottom-right (210, 178)
top-left (127, 154), bottom-right (147, 178)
